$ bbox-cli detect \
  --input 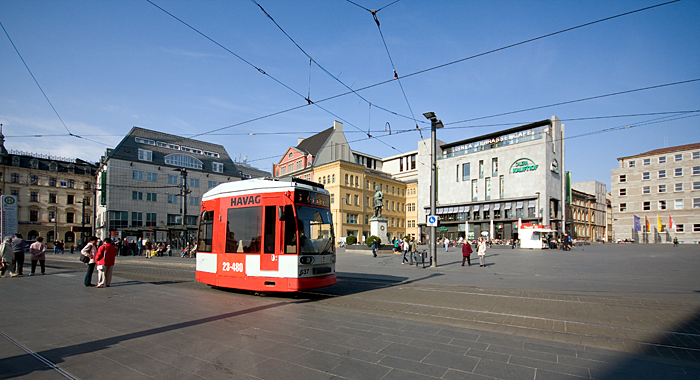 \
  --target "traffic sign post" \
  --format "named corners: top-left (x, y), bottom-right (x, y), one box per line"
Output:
top-left (427, 215), bottom-right (439, 227)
